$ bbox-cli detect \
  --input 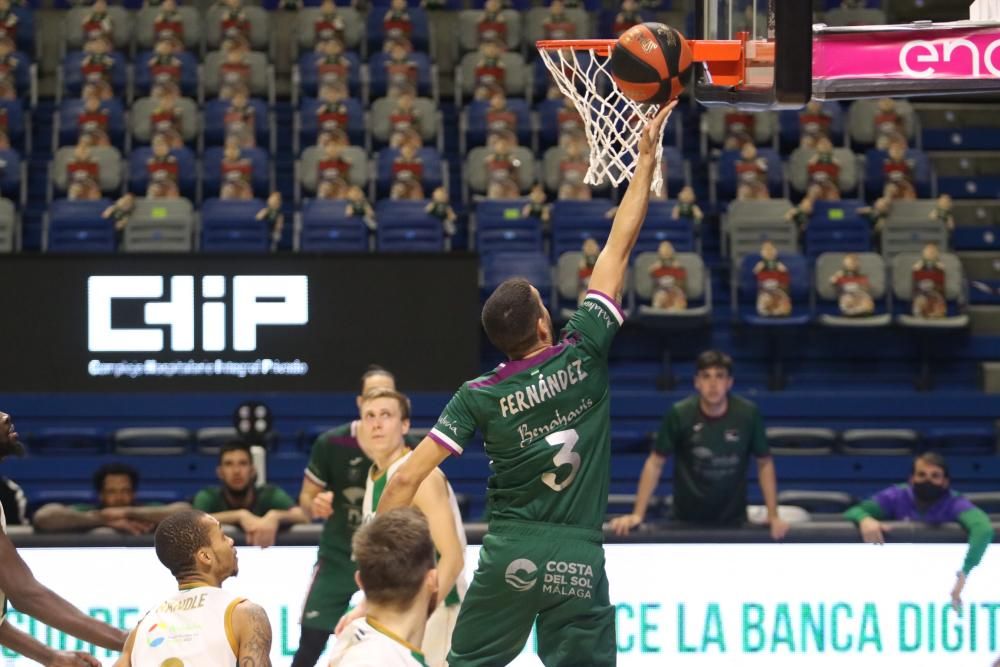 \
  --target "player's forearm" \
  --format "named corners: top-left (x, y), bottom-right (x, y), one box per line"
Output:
top-left (0, 621), bottom-right (58, 663)
top-left (265, 507), bottom-right (309, 526)
top-left (756, 457), bottom-right (780, 518)
top-left (632, 455), bottom-right (665, 520)
top-left (31, 505), bottom-right (104, 533)
top-left (435, 549), bottom-right (464, 608)
top-left (126, 502), bottom-right (190, 523)
top-left (377, 473), bottom-right (421, 513)
top-left (844, 500), bottom-right (885, 524)
top-left (958, 508), bottom-right (994, 575)
top-left (13, 582), bottom-right (127, 650)
top-left (210, 509), bottom-right (251, 526)
top-left (604, 153), bottom-right (654, 260)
